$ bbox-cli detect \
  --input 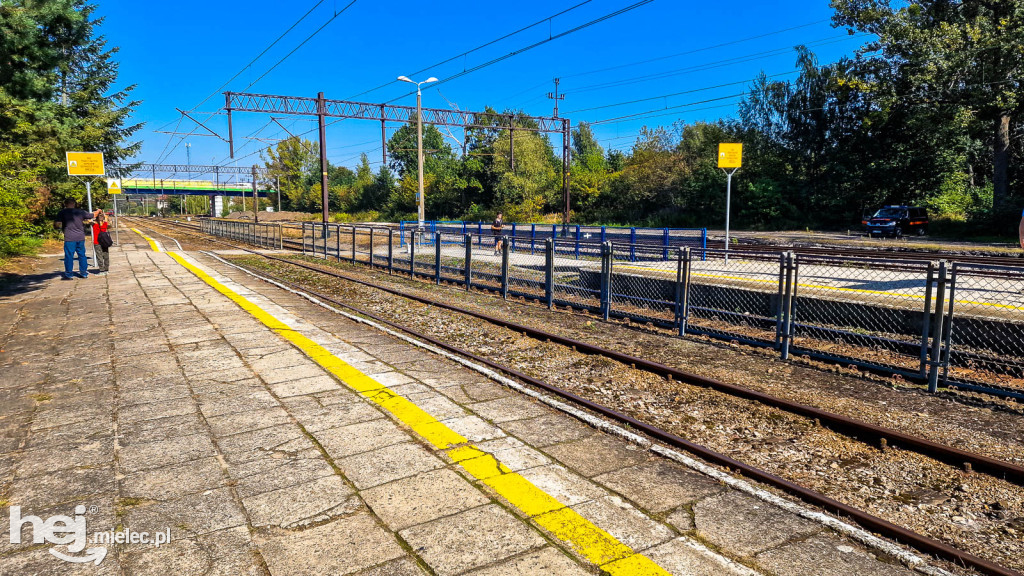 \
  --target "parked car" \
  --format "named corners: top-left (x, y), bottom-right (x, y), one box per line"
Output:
top-left (863, 206), bottom-right (929, 237)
